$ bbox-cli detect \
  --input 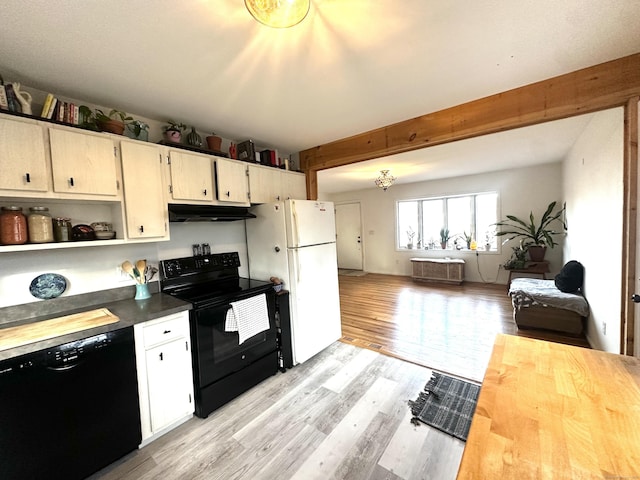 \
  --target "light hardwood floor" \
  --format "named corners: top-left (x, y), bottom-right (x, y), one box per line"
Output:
top-left (339, 273), bottom-right (589, 382)
top-left (91, 342), bottom-right (462, 480)
top-left (92, 273), bottom-right (589, 479)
